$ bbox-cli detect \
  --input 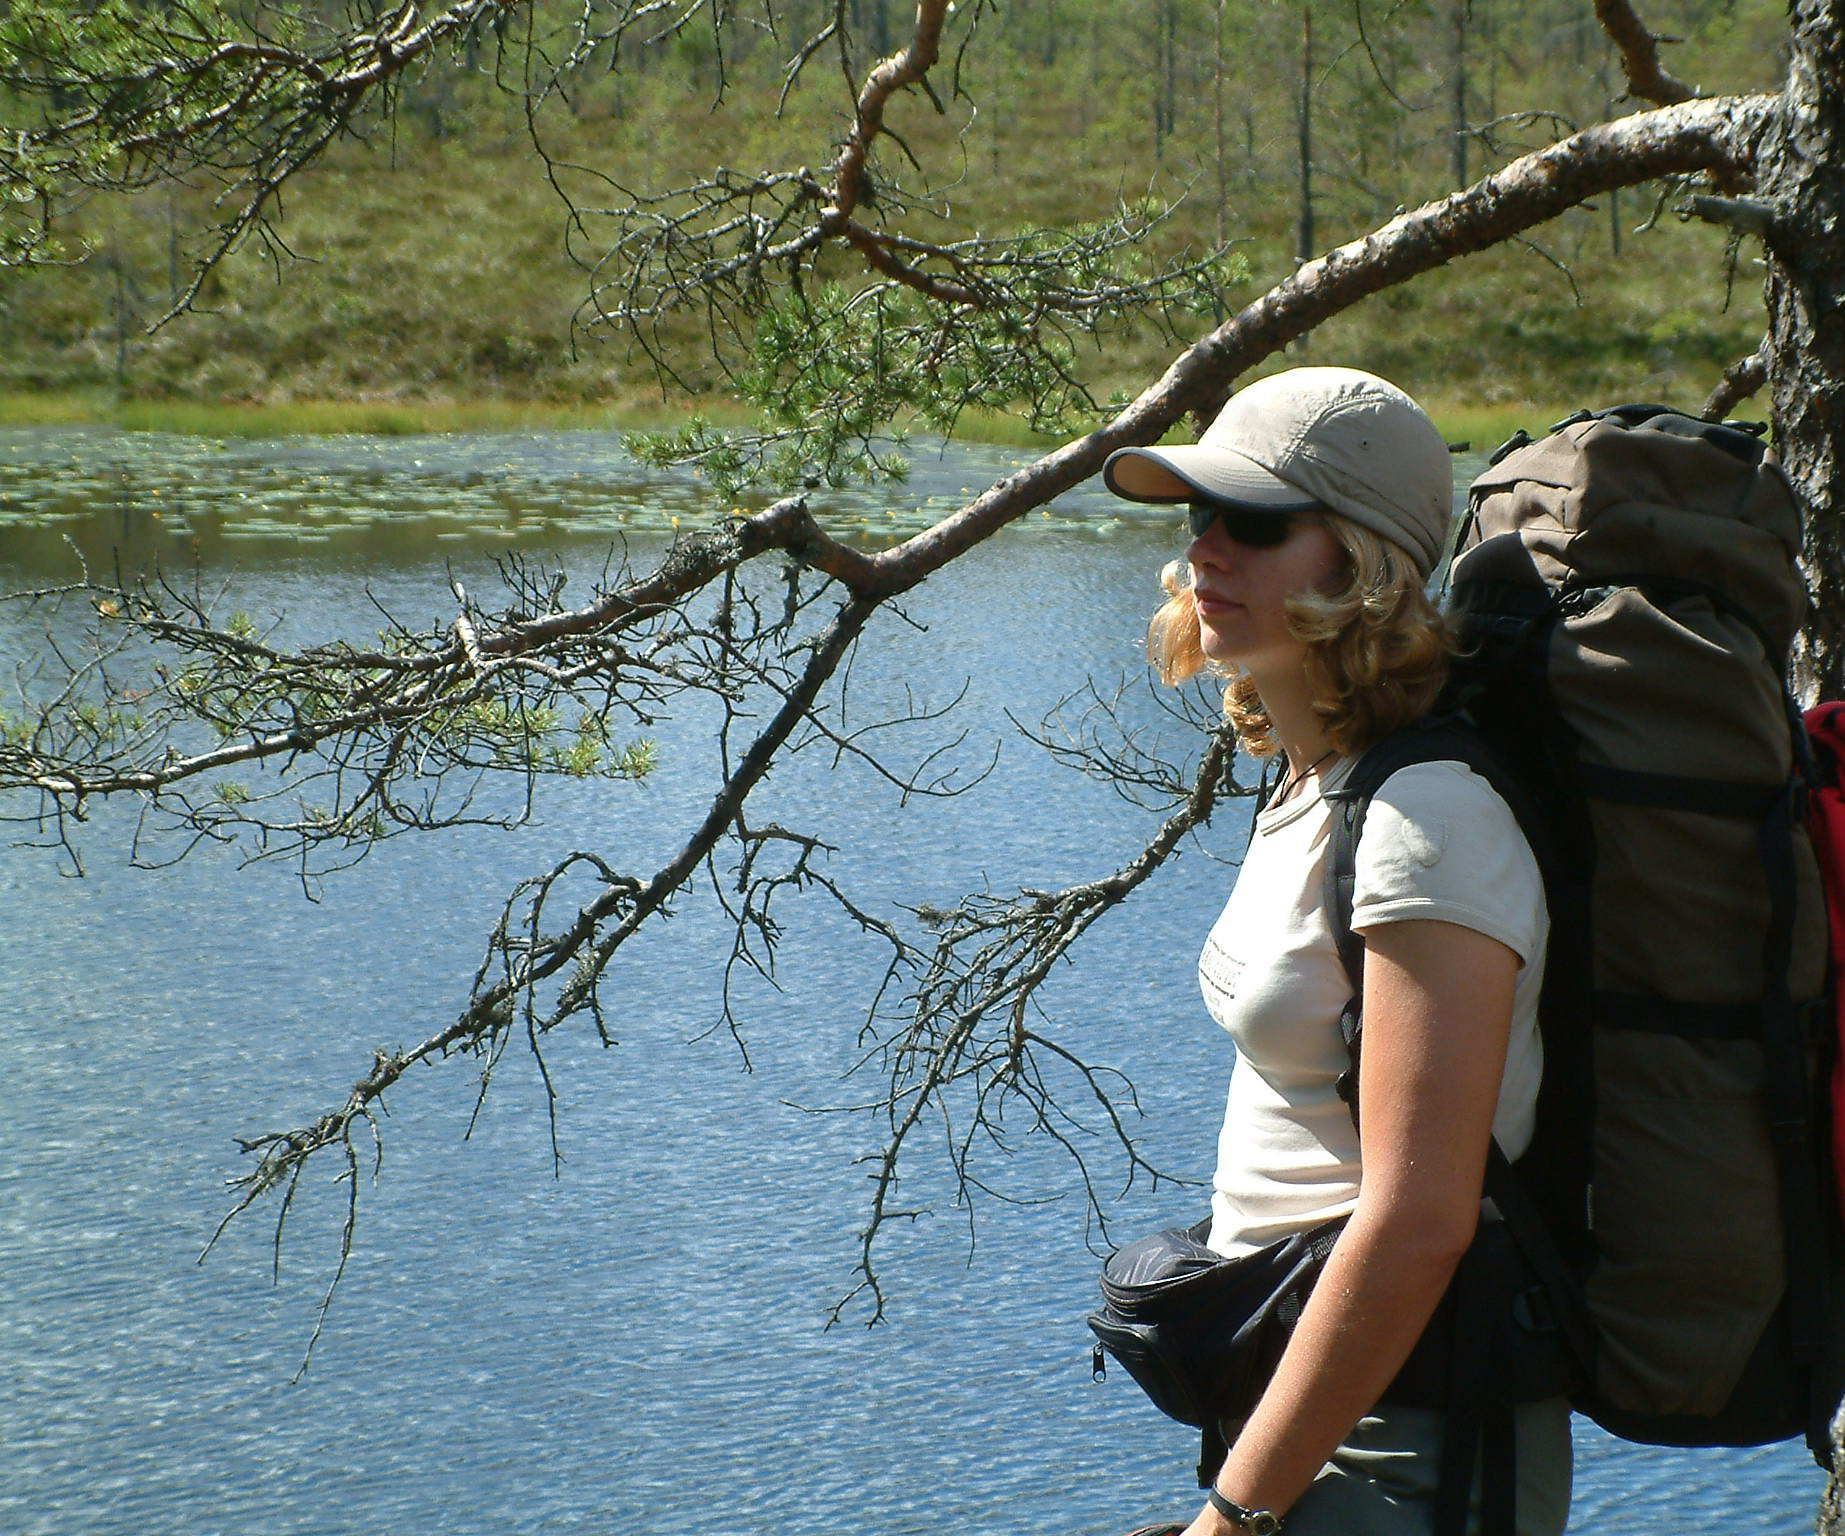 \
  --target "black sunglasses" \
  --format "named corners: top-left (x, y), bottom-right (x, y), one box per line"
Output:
top-left (1186, 499), bottom-right (1313, 547)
